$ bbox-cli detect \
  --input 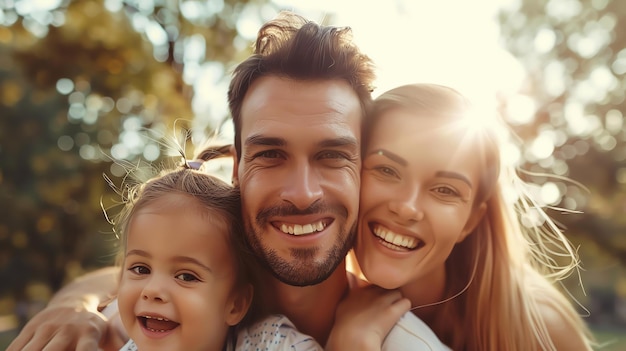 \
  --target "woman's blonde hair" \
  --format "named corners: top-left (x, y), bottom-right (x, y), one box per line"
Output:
top-left (368, 83), bottom-right (594, 350)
